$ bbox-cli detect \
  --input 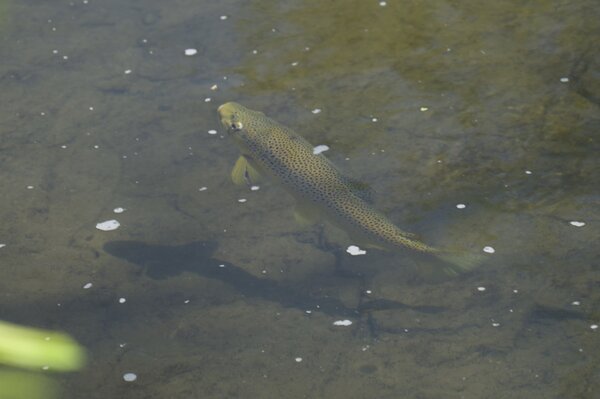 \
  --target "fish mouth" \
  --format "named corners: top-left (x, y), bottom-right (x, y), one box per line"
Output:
top-left (217, 102), bottom-right (237, 128)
